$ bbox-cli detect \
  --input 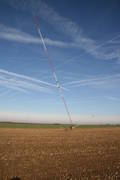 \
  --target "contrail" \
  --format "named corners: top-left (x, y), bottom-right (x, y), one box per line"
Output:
top-left (0, 69), bottom-right (55, 88)
top-left (34, 16), bottom-right (73, 126)
top-left (54, 32), bottom-right (120, 70)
